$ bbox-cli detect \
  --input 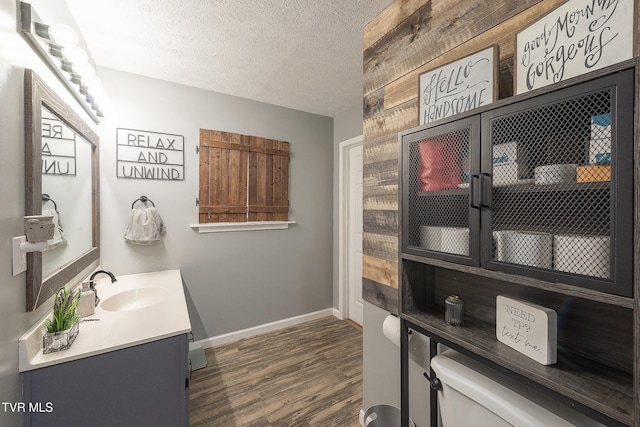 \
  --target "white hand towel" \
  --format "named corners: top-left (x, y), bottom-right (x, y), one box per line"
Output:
top-left (43, 208), bottom-right (66, 249)
top-left (124, 207), bottom-right (166, 245)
